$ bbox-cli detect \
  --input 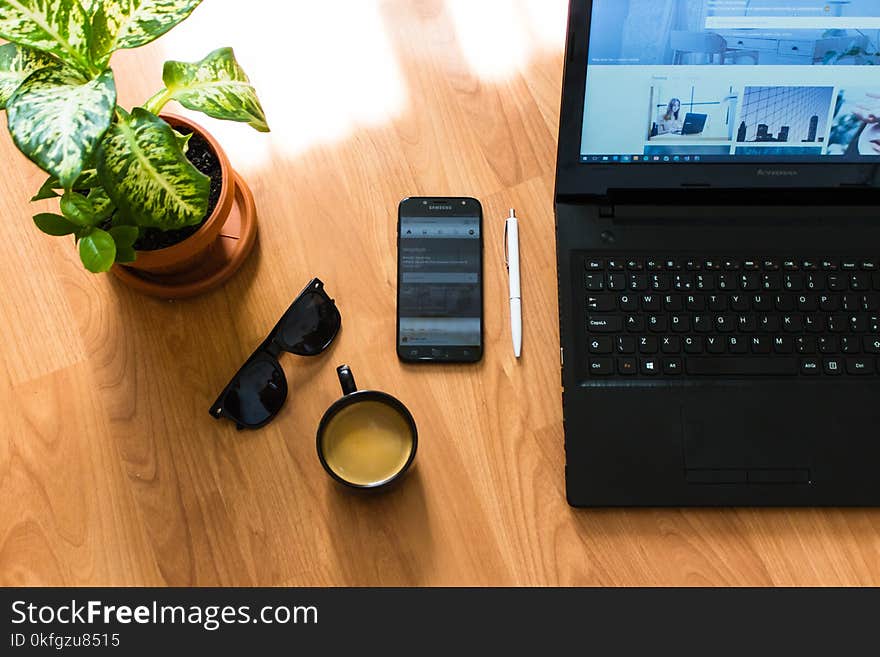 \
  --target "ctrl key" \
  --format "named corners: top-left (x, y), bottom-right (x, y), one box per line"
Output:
top-left (588, 358), bottom-right (614, 375)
